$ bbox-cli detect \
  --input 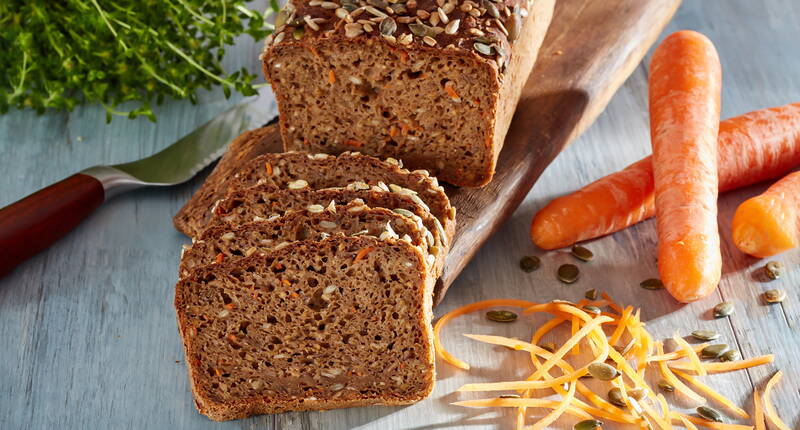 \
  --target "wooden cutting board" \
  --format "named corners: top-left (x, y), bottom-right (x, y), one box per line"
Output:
top-left (256, 0), bottom-right (682, 305)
